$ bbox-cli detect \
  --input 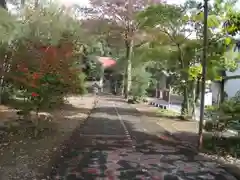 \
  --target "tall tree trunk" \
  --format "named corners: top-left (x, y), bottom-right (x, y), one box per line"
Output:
top-left (181, 85), bottom-right (189, 116)
top-left (156, 79), bottom-right (159, 98)
top-left (0, 57), bottom-right (9, 104)
top-left (195, 77), bottom-right (200, 103)
top-left (0, 54), bottom-right (3, 104)
top-left (179, 70), bottom-right (190, 116)
top-left (0, 0), bottom-right (6, 9)
top-left (0, 0), bottom-right (7, 103)
top-left (0, 76), bottom-right (4, 104)
top-left (124, 69), bottom-right (127, 98)
top-left (220, 79), bottom-right (225, 103)
top-left (122, 72), bottom-right (125, 96)
top-left (126, 56), bottom-right (132, 96)
top-left (21, 0), bottom-right (25, 8)
top-left (34, 0), bottom-right (39, 8)
top-left (191, 80), bottom-right (197, 120)
top-left (124, 0), bottom-right (134, 99)
top-left (124, 39), bottom-right (133, 99)
top-left (177, 44), bottom-right (190, 116)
